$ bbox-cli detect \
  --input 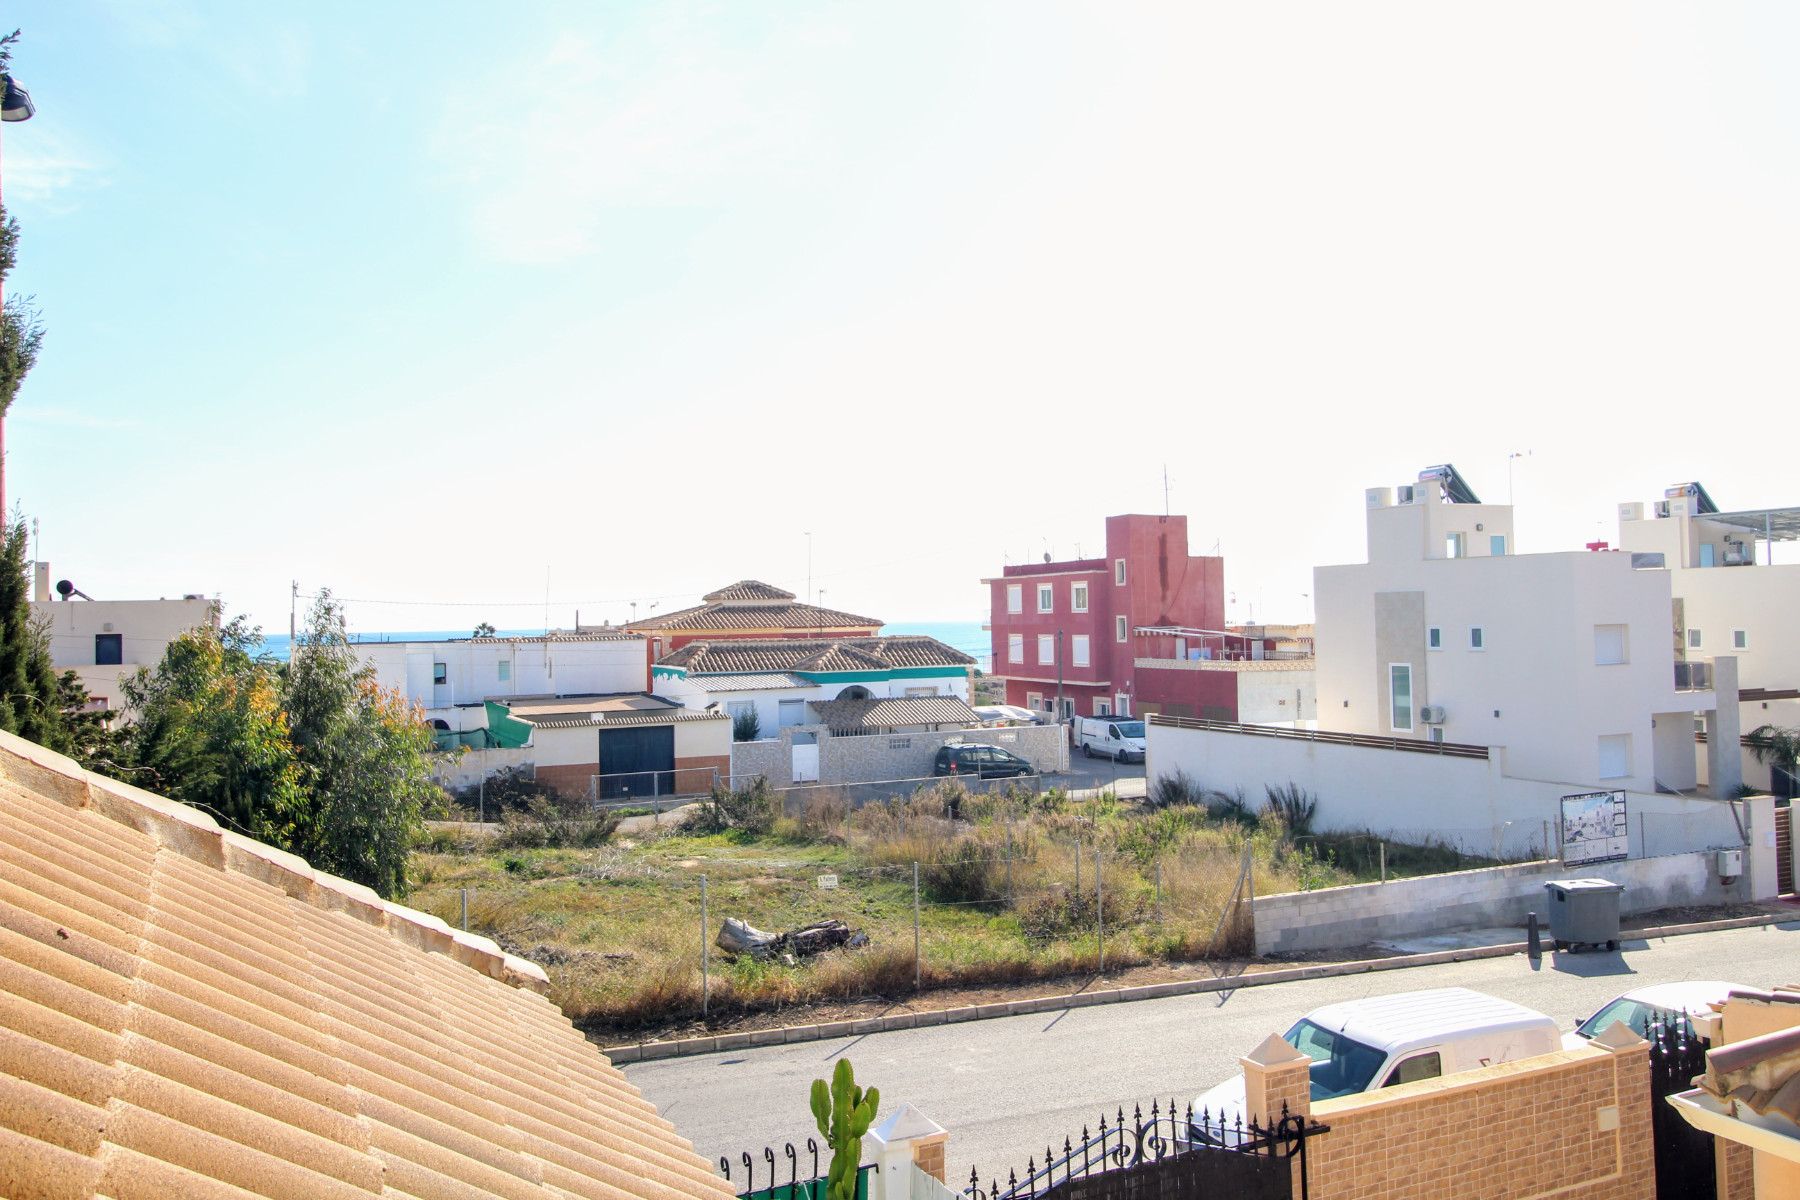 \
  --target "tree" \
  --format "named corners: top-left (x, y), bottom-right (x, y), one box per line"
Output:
top-left (1748, 724), bottom-right (1800, 776)
top-left (284, 590), bottom-right (437, 898)
top-left (0, 514), bottom-right (64, 744)
top-left (472, 621), bottom-right (496, 638)
top-left (119, 617), bottom-right (302, 842)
